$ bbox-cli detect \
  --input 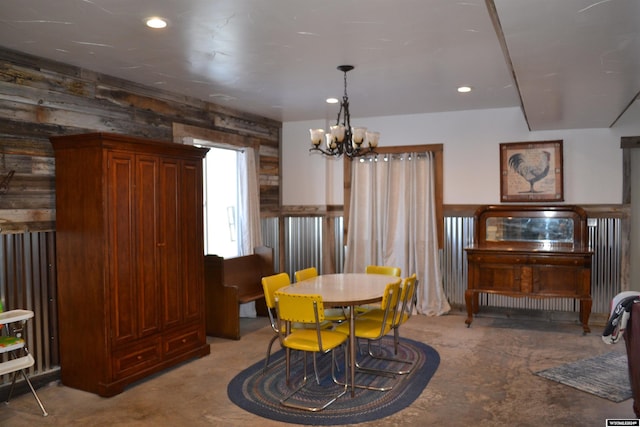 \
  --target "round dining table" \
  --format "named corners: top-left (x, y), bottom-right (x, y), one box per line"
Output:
top-left (280, 273), bottom-right (398, 396)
